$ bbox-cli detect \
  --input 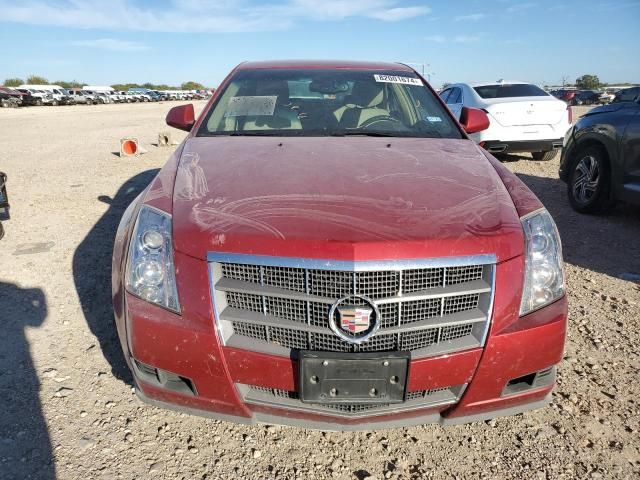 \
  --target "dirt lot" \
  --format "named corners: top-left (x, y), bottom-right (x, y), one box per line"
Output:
top-left (0, 102), bottom-right (639, 480)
